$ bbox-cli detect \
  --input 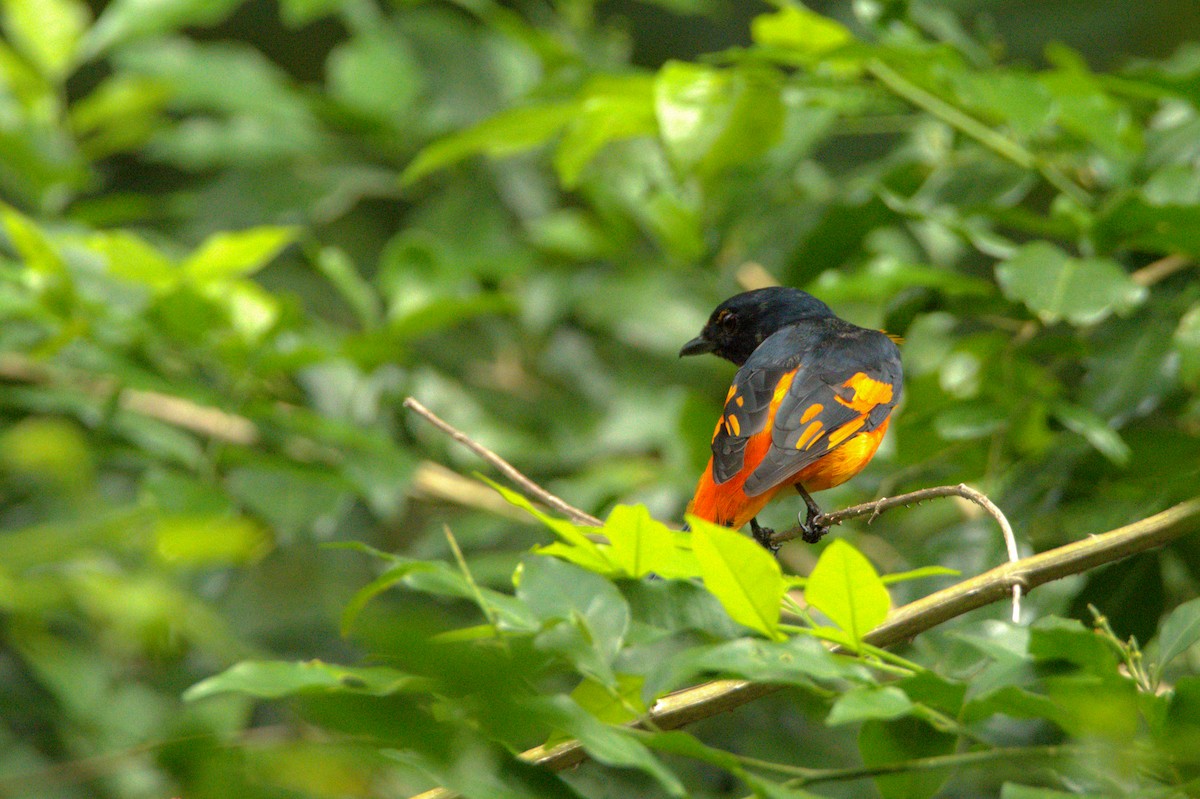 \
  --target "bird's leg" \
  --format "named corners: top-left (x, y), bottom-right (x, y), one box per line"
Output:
top-left (749, 517), bottom-right (780, 554)
top-left (795, 485), bottom-right (830, 544)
